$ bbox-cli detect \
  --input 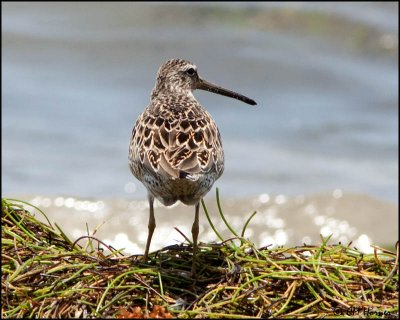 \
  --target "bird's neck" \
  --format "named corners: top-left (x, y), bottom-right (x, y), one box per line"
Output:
top-left (151, 84), bottom-right (195, 101)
